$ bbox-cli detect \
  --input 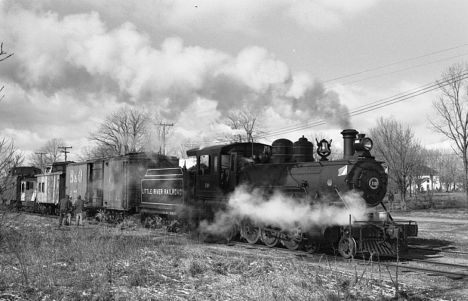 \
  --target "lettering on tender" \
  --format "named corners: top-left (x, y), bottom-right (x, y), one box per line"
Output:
top-left (142, 188), bottom-right (183, 196)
